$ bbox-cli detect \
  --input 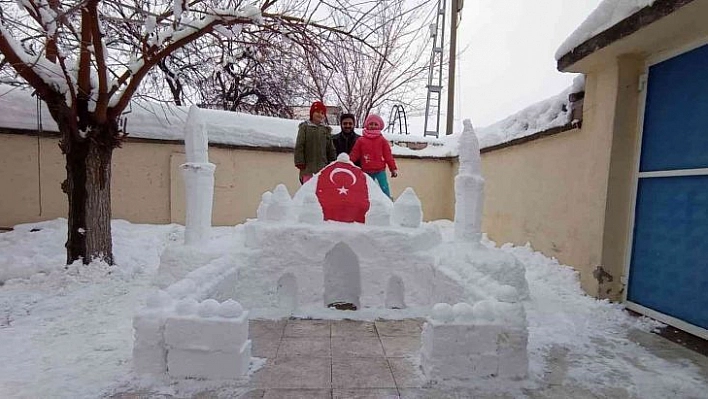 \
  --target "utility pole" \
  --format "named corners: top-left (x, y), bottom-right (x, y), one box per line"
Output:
top-left (423, 0), bottom-right (447, 138)
top-left (446, 0), bottom-right (462, 135)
